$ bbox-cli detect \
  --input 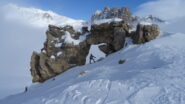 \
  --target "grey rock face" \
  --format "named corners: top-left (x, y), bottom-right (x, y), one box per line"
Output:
top-left (87, 21), bottom-right (131, 55)
top-left (132, 24), bottom-right (160, 44)
top-left (30, 25), bottom-right (90, 82)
